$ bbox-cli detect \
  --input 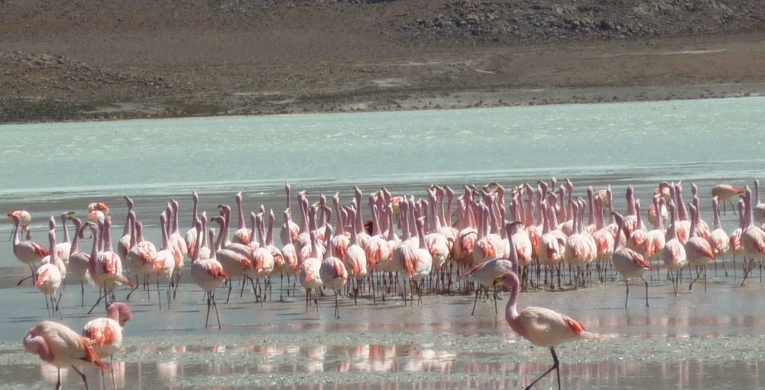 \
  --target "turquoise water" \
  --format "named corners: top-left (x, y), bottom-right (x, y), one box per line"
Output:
top-left (3, 98), bottom-right (765, 389)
